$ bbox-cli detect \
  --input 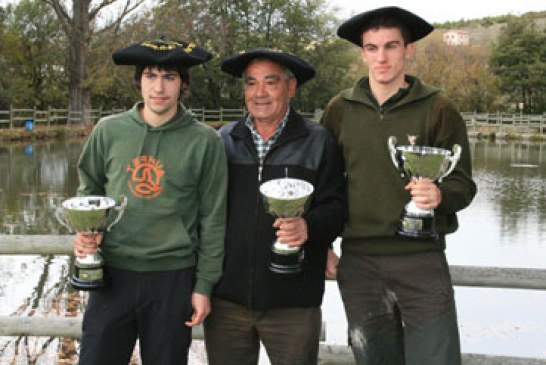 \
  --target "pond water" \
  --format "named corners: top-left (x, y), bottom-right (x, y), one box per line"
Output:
top-left (0, 138), bottom-right (545, 363)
